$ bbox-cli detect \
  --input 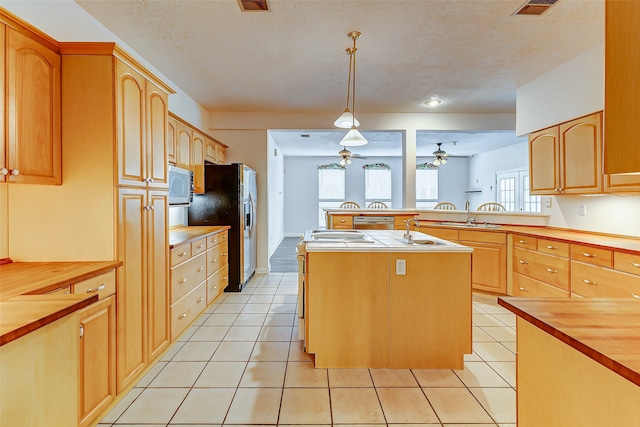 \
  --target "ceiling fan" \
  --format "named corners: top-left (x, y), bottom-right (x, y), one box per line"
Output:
top-left (417, 142), bottom-right (466, 167)
top-left (330, 148), bottom-right (366, 166)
